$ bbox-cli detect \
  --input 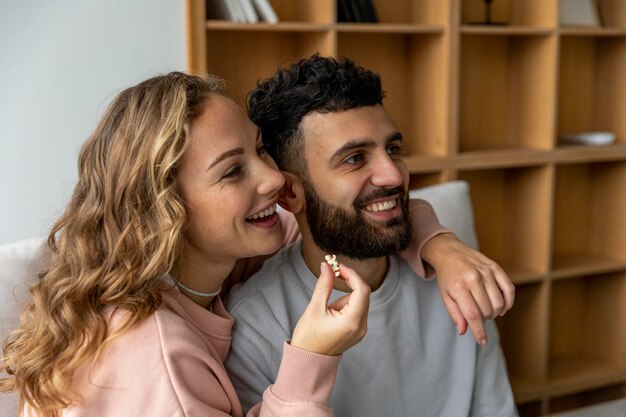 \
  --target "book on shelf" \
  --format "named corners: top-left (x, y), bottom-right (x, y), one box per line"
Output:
top-left (238, 0), bottom-right (259, 23)
top-left (207, 0), bottom-right (230, 20)
top-left (207, 0), bottom-right (260, 23)
top-left (252, 0), bottom-right (279, 24)
top-left (559, 0), bottom-right (601, 26)
top-left (230, 0), bottom-right (247, 22)
top-left (337, 0), bottom-right (378, 23)
top-left (358, 0), bottom-right (378, 23)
